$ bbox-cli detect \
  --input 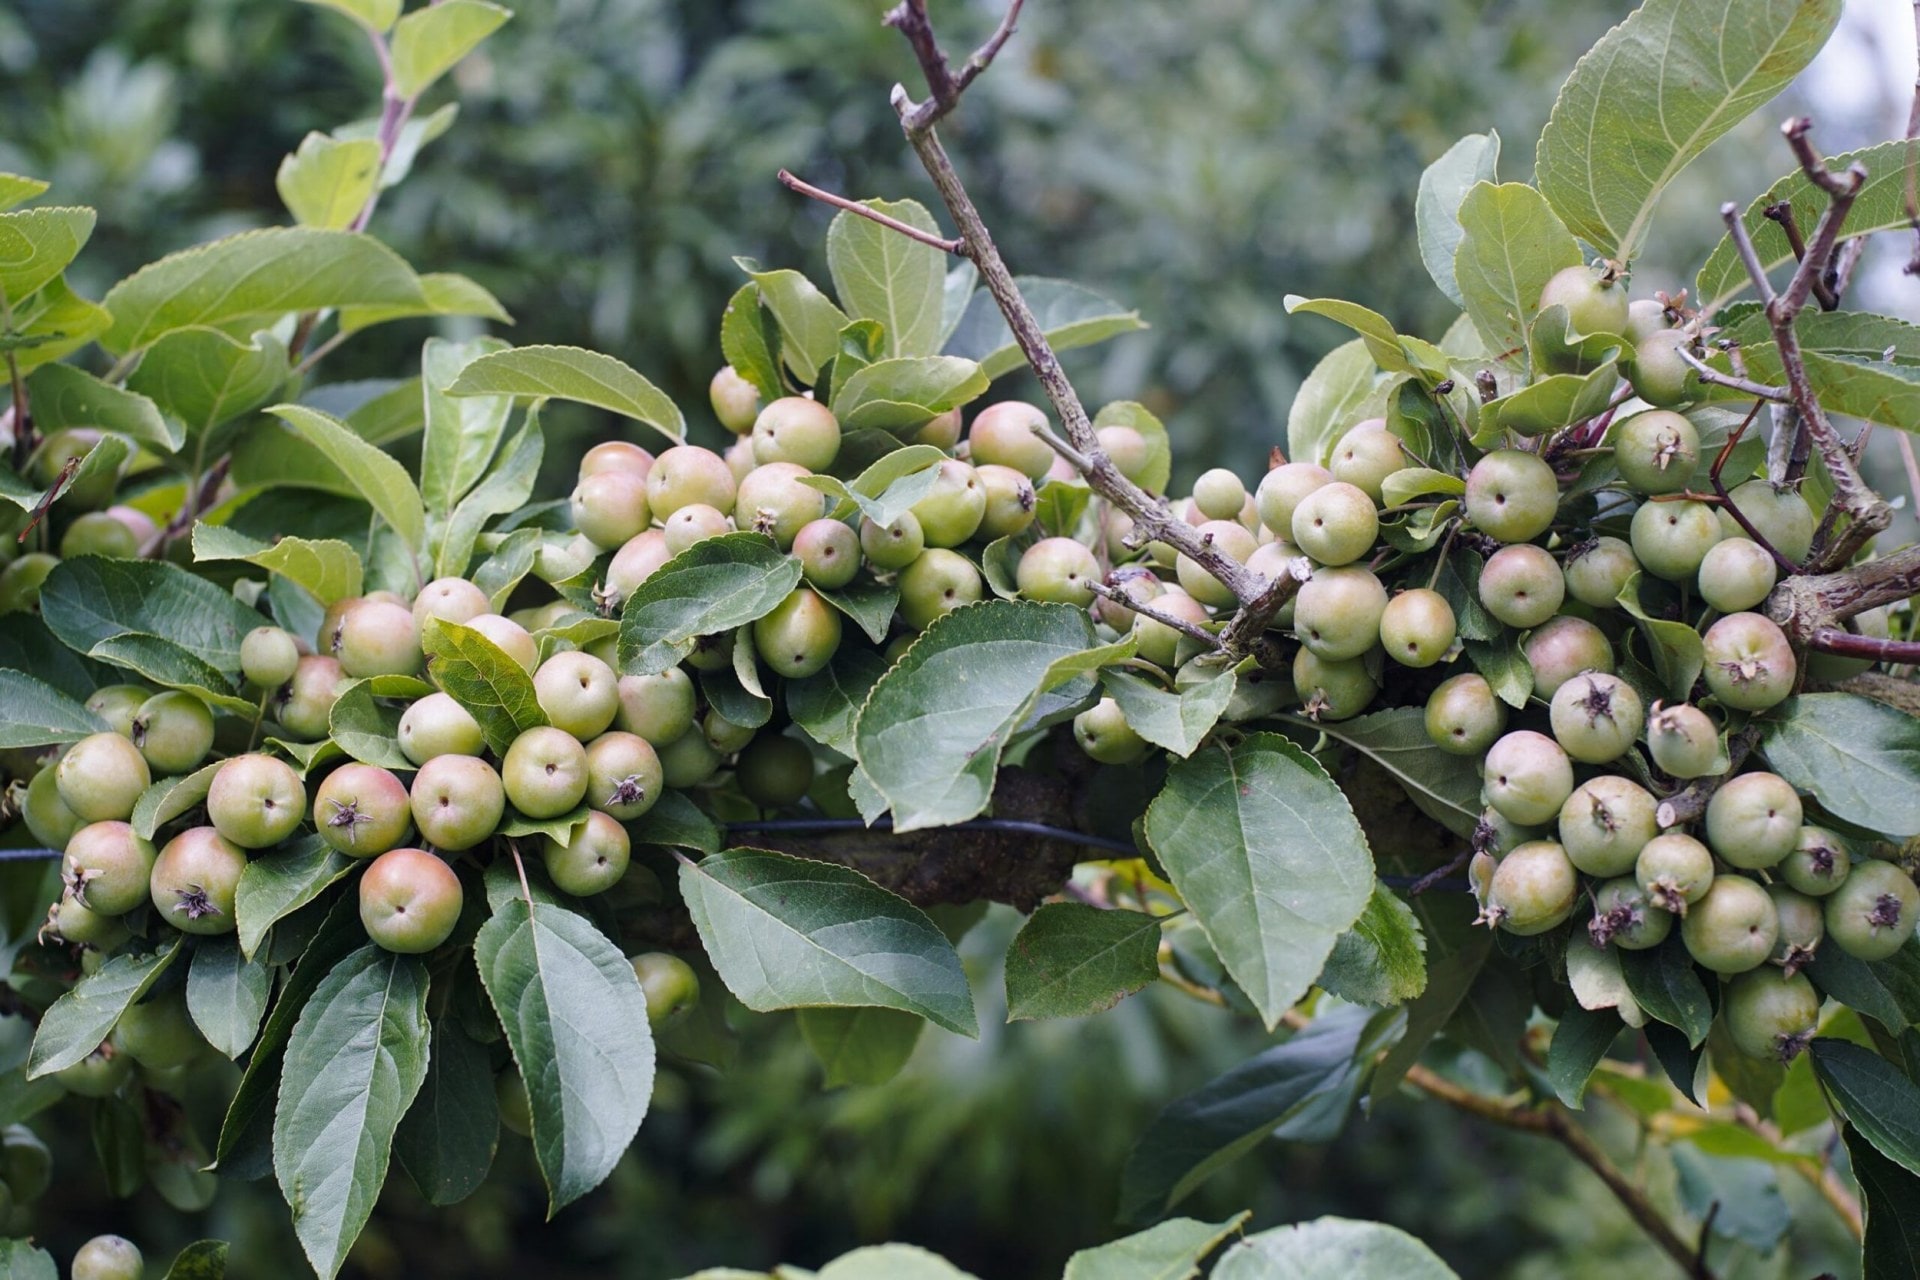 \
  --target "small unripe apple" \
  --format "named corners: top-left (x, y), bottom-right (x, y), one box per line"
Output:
top-left (1016, 536), bottom-right (1100, 607)
top-left (85, 684), bottom-right (151, 737)
top-left (1289, 482), bottom-right (1377, 567)
top-left (734, 734), bottom-right (815, 807)
top-left (646, 445), bottom-right (738, 520)
top-left (1701, 612), bottom-right (1795, 711)
top-left (1327, 420), bottom-right (1407, 503)
top-left (1255, 462), bottom-right (1332, 538)
top-left (409, 754), bottom-right (506, 850)
top-left (502, 726), bottom-right (590, 819)
top-left (1563, 536), bottom-right (1638, 609)
top-left (1521, 615), bottom-right (1614, 698)
top-left (1717, 480), bottom-right (1814, 562)
top-left (579, 440), bottom-right (655, 481)
top-left (464, 613), bottom-right (538, 673)
top-left (413, 577), bottom-right (491, 630)
top-left (542, 810), bottom-right (631, 897)
top-left (1612, 410), bottom-right (1699, 495)
top-left (360, 847), bottom-right (464, 954)
top-left (631, 952), bottom-right (701, 1027)
top-left (607, 530), bottom-right (674, 601)
top-left (615, 668), bottom-right (698, 746)
top-left (1464, 449), bottom-right (1559, 543)
top-left (898, 549), bottom-right (983, 629)
top-left (130, 691), bottom-right (215, 774)
top-left (207, 753), bottom-right (306, 848)
top-left (752, 587), bottom-right (843, 678)
top-left (967, 401), bottom-right (1054, 479)
top-left (1095, 425), bottom-right (1152, 485)
top-left (334, 599), bottom-right (422, 679)
top-left (150, 826), bottom-right (248, 935)
top-left (793, 518), bottom-right (861, 589)
top-left (315, 763), bottom-right (413, 858)
top-left (571, 471), bottom-right (652, 551)
top-left (60, 511), bottom-right (139, 559)
top-left (1478, 543), bottom-right (1563, 628)
top-left (241, 626), bottom-right (301, 689)
top-left (1073, 696), bottom-right (1149, 764)
top-left (1191, 467), bottom-right (1248, 521)
top-left (1378, 587), bottom-right (1455, 667)
top-left (736, 461), bottom-right (826, 548)
top-left (56, 732), bottom-right (150, 823)
top-left (662, 503), bottom-right (734, 555)
top-left (860, 511), bottom-right (926, 570)
top-left (752, 397), bottom-right (841, 471)
top-left (709, 365), bottom-right (761, 434)
top-left (912, 406), bottom-right (963, 449)
top-left (399, 691), bottom-right (485, 764)
top-left (1177, 520), bottom-right (1257, 607)
top-left (909, 459), bottom-right (987, 547)
top-left (1630, 498), bottom-right (1721, 581)
top-left (585, 730), bottom-right (663, 819)
top-left (974, 464), bottom-right (1038, 540)
top-left (534, 651), bottom-right (620, 740)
